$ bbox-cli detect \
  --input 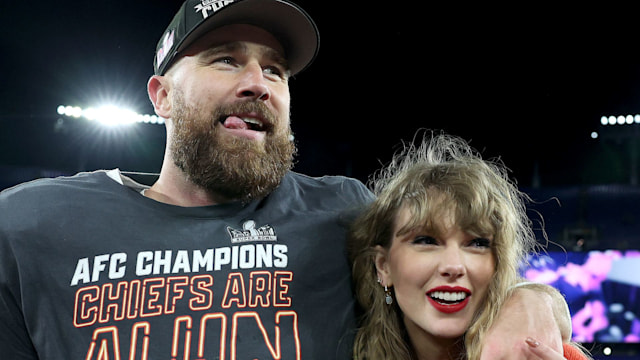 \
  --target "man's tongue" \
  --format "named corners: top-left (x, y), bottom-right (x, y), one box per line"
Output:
top-left (223, 116), bottom-right (248, 130)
